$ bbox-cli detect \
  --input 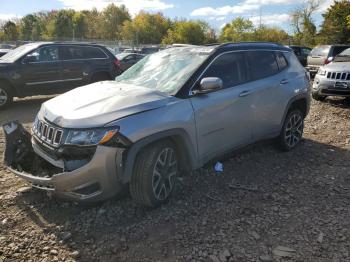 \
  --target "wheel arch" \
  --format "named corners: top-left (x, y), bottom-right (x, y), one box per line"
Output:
top-left (280, 94), bottom-right (310, 128)
top-left (0, 78), bottom-right (19, 97)
top-left (120, 129), bottom-right (198, 184)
